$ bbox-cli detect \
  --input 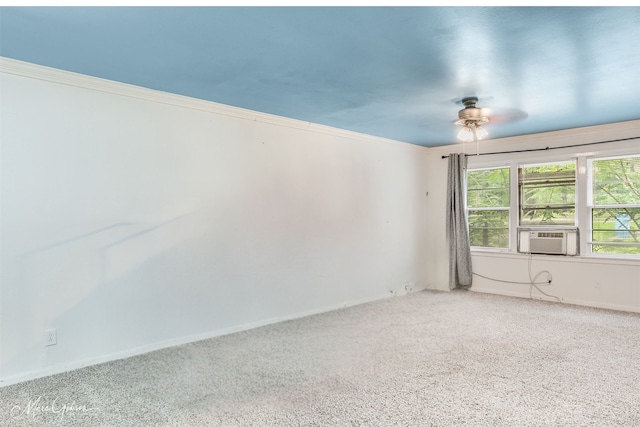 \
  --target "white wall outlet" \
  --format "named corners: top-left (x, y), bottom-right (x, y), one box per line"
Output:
top-left (44, 329), bottom-right (57, 347)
